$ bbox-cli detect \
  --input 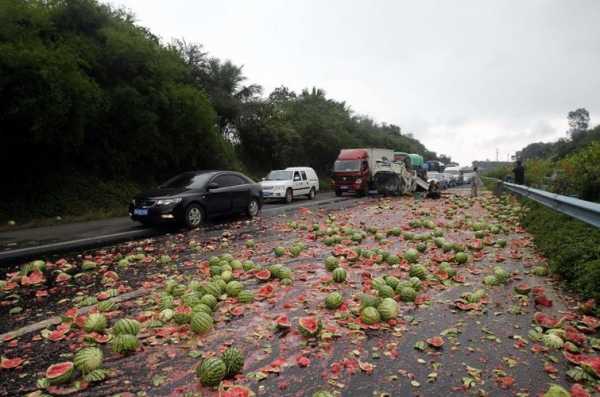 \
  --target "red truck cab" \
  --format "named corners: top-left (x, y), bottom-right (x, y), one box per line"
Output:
top-left (332, 149), bottom-right (369, 196)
